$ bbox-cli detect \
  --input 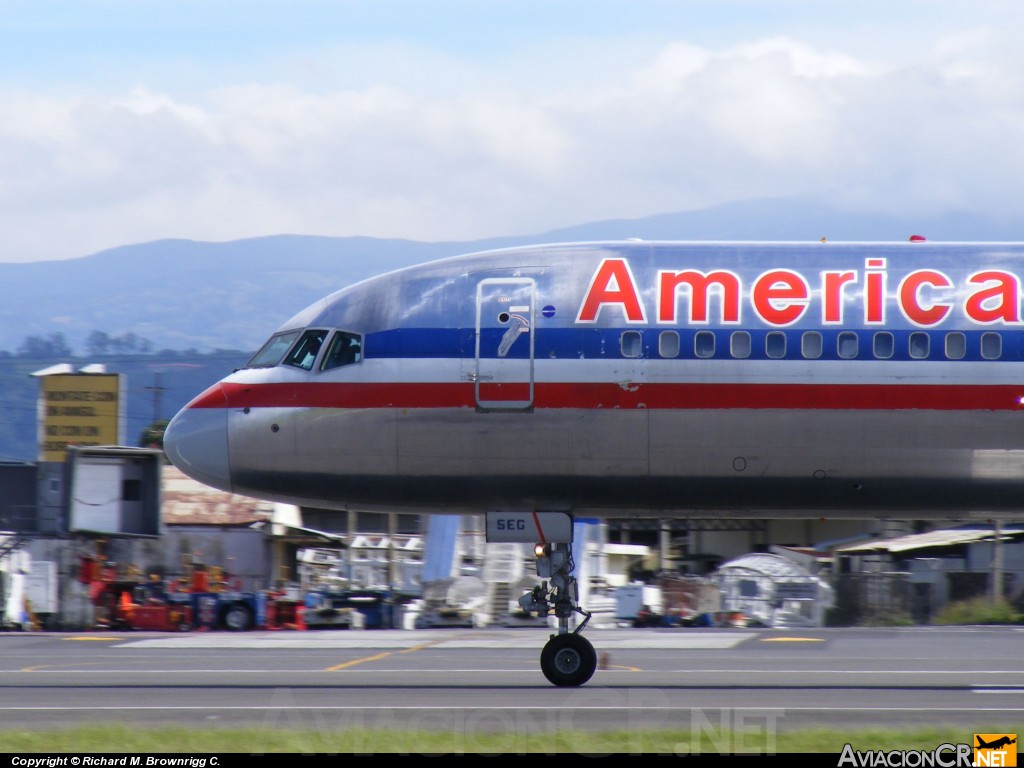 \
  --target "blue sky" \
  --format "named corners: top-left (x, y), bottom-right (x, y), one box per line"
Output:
top-left (1, 1), bottom-right (1022, 261)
